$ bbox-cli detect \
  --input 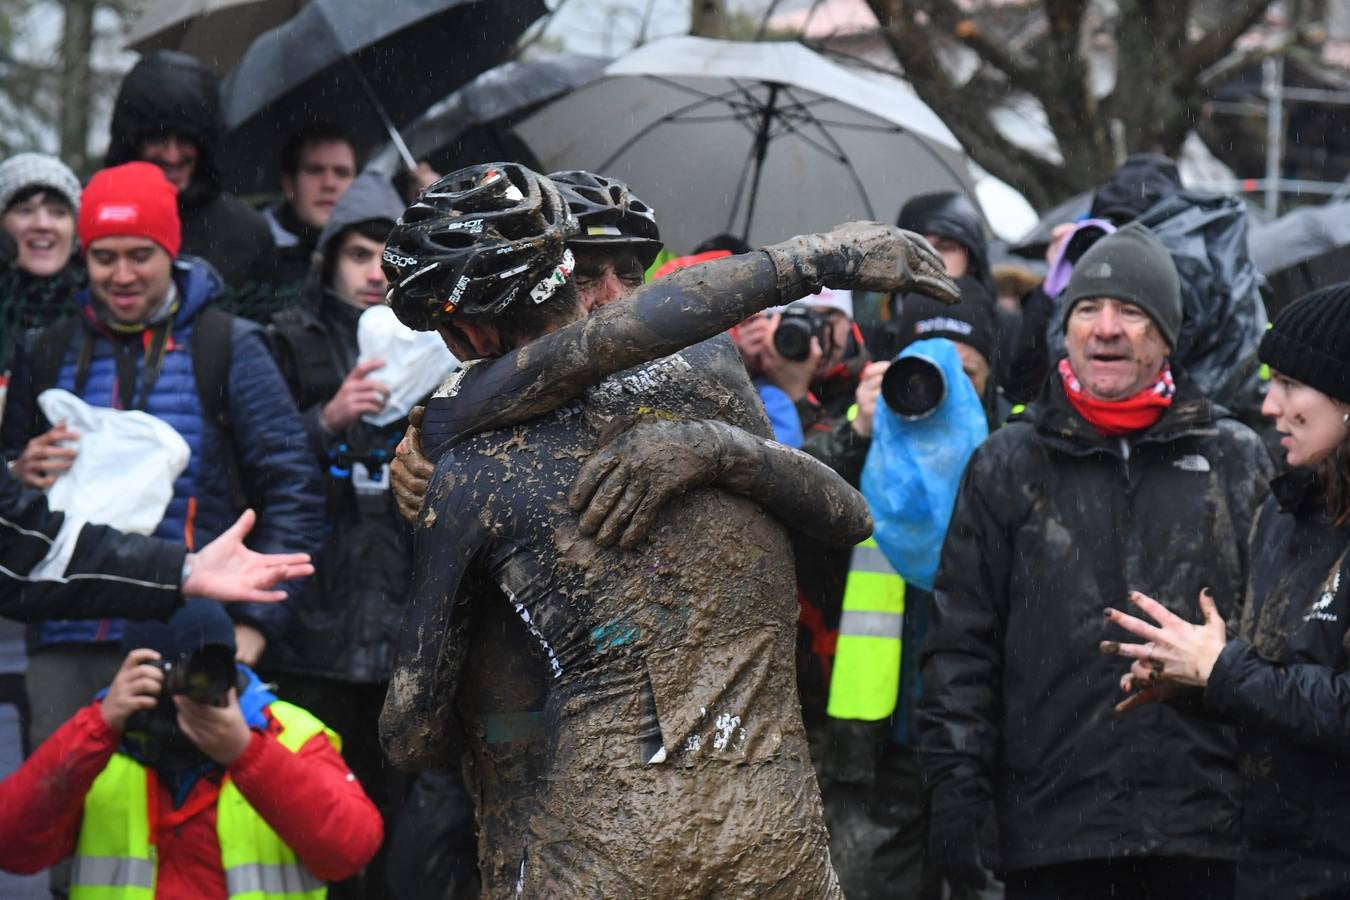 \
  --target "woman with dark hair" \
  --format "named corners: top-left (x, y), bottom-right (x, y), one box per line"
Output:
top-left (1104, 282), bottom-right (1350, 899)
top-left (0, 153), bottom-right (84, 369)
